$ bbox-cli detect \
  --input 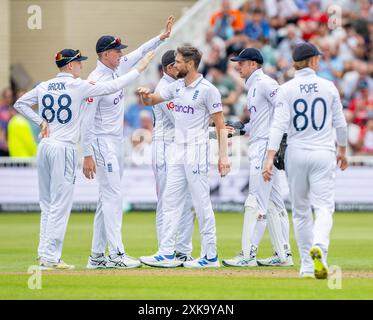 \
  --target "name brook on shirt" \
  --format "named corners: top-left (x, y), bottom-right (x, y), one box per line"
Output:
top-left (48, 82), bottom-right (66, 91)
